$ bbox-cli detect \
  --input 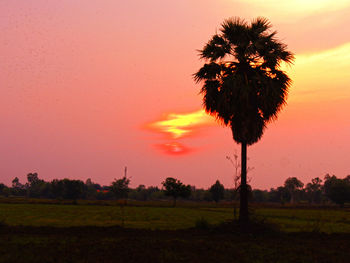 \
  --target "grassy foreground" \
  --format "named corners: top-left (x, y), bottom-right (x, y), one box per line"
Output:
top-left (1, 225), bottom-right (350, 263)
top-left (0, 203), bottom-right (349, 233)
top-left (0, 202), bottom-right (350, 262)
